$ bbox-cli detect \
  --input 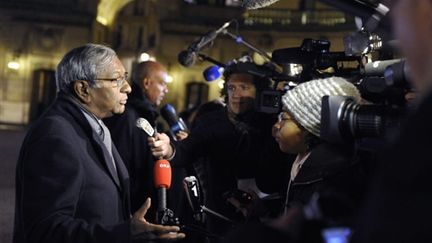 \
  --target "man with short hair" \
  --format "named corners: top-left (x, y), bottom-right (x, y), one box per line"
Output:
top-left (172, 60), bottom-right (294, 239)
top-left (104, 61), bottom-right (176, 221)
top-left (13, 44), bottom-right (184, 243)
